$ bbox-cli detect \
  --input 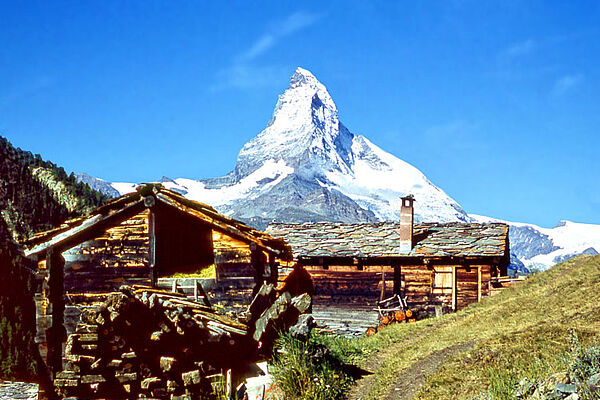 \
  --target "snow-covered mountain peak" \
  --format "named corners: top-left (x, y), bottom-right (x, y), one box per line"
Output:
top-left (100, 67), bottom-right (471, 226)
top-left (286, 67), bottom-right (336, 109)
top-left (81, 67), bottom-right (600, 273)
top-left (235, 67), bottom-right (353, 180)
